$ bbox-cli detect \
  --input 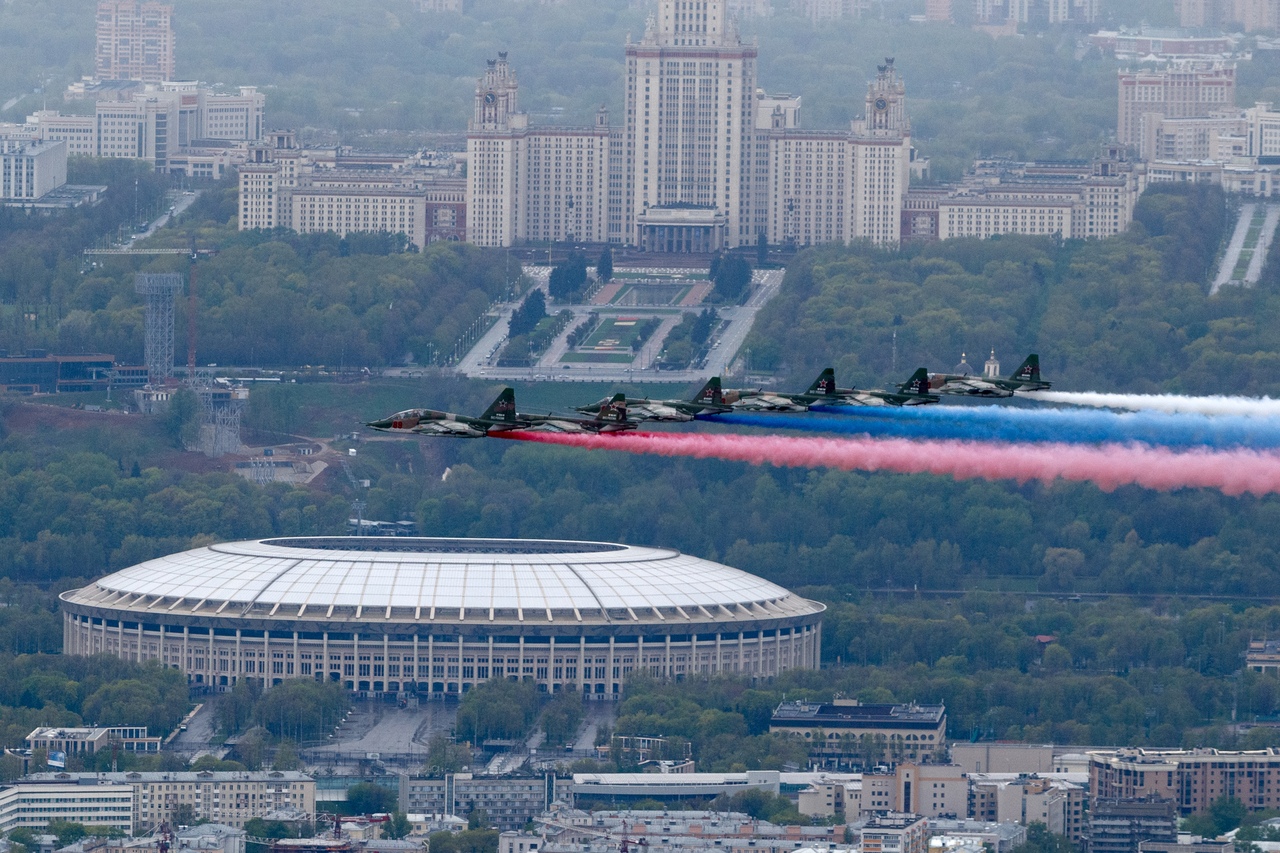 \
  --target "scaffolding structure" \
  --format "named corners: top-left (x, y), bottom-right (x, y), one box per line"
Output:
top-left (189, 367), bottom-right (247, 458)
top-left (134, 273), bottom-right (183, 386)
